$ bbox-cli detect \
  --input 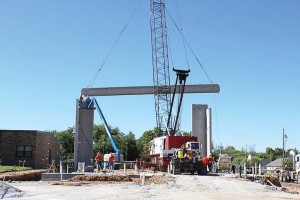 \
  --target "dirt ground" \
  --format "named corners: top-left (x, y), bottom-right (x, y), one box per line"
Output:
top-left (0, 170), bottom-right (45, 181)
top-left (1, 170), bottom-right (300, 199)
